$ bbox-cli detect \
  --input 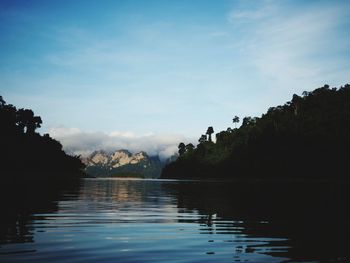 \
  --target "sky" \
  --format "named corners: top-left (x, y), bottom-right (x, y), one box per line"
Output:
top-left (1, 0), bottom-right (350, 157)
